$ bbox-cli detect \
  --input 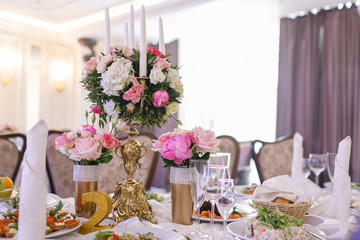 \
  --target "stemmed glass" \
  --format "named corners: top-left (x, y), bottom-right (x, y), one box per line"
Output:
top-left (209, 153), bottom-right (231, 168)
top-left (308, 154), bottom-right (327, 185)
top-left (201, 165), bottom-right (229, 239)
top-left (216, 178), bottom-right (235, 239)
top-left (189, 160), bottom-right (209, 240)
top-left (326, 152), bottom-right (336, 183)
top-left (302, 158), bottom-right (311, 178)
